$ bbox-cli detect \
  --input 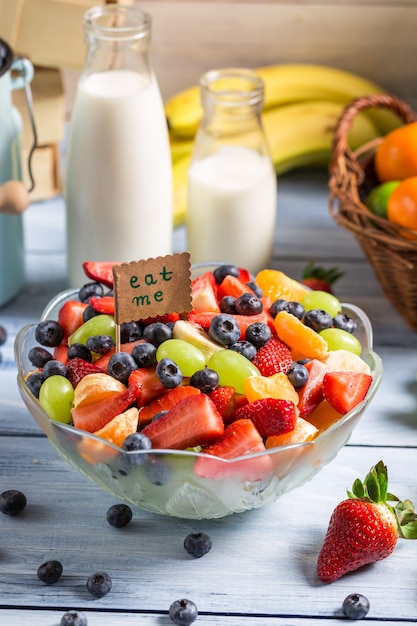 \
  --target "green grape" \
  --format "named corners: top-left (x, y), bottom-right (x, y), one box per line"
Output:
top-left (319, 327), bottom-right (362, 355)
top-left (301, 291), bottom-right (342, 317)
top-left (207, 349), bottom-right (260, 395)
top-left (39, 375), bottom-right (74, 423)
top-left (156, 339), bottom-right (206, 377)
top-left (69, 314), bottom-right (116, 346)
